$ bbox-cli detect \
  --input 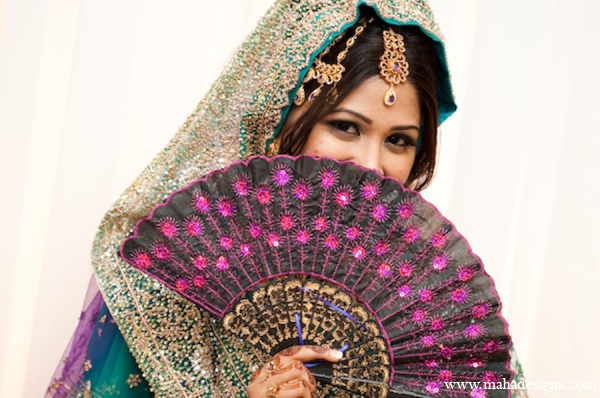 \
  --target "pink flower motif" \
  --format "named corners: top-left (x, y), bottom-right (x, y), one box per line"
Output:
top-left (267, 233), bottom-right (281, 248)
top-left (313, 217), bottom-right (327, 232)
top-left (483, 340), bottom-right (500, 354)
top-left (157, 218), bottom-right (178, 238)
top-left (192, 192), bottom-right (211, 213)
top-left (361, 182), bottom-right (379, 200)
top-left (377, 263), bottom-right (391, 278)
top-left (421, 335), bottom-right (435, 347)
top-left (175, 279), bottom-right (189, 292)
top-left (345, 227), bottom-right (360, 240)
top-left (440, 346), bottom-right (454, 359)
top-left (404, 227), bottom-right (419, 243)
top-left (184, 217), bottom-right (203, 237)
top-left (319, 169), bottom-right (338, 189)
top-left (374, 241), bottom-right (389, 256)
top-left (482, 372), bottom-right (500, 384)
top-left (439, 370), bottom-right (453, 382)
top-left (412, 309), bottom-right (427, 324)
top-left (425, 382), bottom-right (441, 395)
top-left (193, 255), bottom-right (208, 270)
top-left (431, 232), bottom-right (446, 248)
top-left (397, 202), bottom-right (413, 219)
top-left (233, 175), bottom-right (250, 196)
top-left (430, 317), bottom-right (445, 331)
top-left (293, 181), bottom-right (310, 201)
top-left (217, 199), bottom-right (234, 217)
top-left (220, 236), bottom-right (233, 250)
top-left (324, 234), bottom-right (339, 250)
top-left (248, 224), bottom-right (262, 239)
top-left (280, 214), bottom-right (294, 231)
top-left (465, 324), bottom-right (485, 339)
top-left (216, 256), bottom-right (229, 271)
top-left (457, 266), bottom-right (474, 281)
top-left (132, 251), bottom-right (151, 269)
top-left (398, 262), bottom-right (412, 277)
top-left (397, 284), bottom-right (411, 298)
top-left (255, 187), bottom-right (272, 205)
top-left (152, 243), bottom-right (171, 260)
top-left (371, 204), bottom-right (387, 222)
top-left (472, 303), bottom-right (490, 319)
top-left (352, 246), bottom-right (366, 260)
top-left (272, 165), bottom-right (291, 186)
top-left (239, 243), bottom-right (252, 256)
top-left (193, 275), bottom-right (206, 288)
top-left (420, 288), bottom-right (434, 303)
top-left (424, 359), bottom-right (438, 368)
top-left (451, 288), bottom-right (468, 303)
top-left (335, 190), bottom-right (352, 207)
top-left (296, 229), bottom-right (310, 244)
top-left (432, 254), bottom-right (448, 271)
top-left (470, 388), bottom-right (487, 398)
